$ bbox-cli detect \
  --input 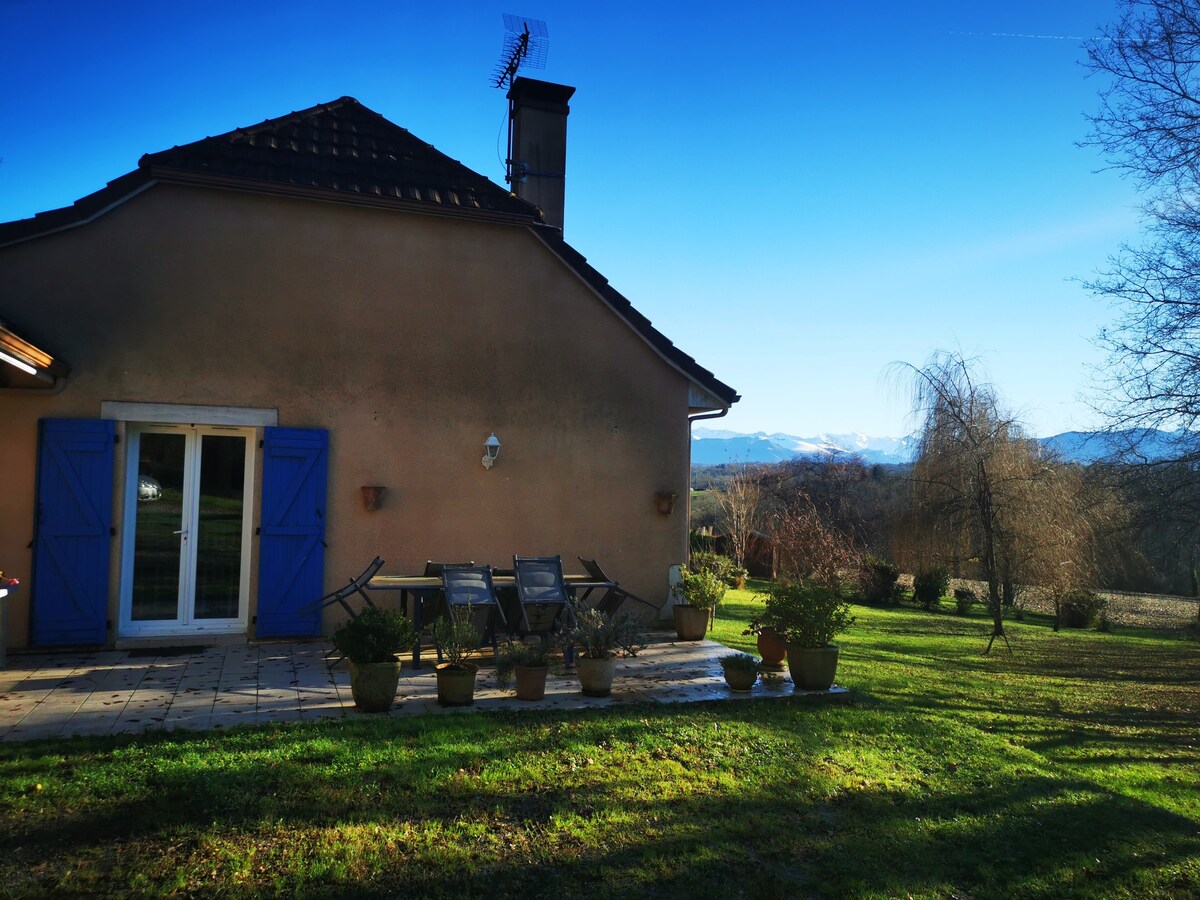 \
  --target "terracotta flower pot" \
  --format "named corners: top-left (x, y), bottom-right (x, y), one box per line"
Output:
top-left (673, 604), bottom-right (710, 641)
top-left (347, 658), bottom-right (403, 713)
top-left (576, 655), bottom-right (617, 697)
top-left (514, 664), bottom-right (548, 701)
top-left (435, 662), bottom-right (478, 707)
top-left (785, 643), bottom-right (840, 691)
top-left (756, 630), bottom-right (787, 670)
